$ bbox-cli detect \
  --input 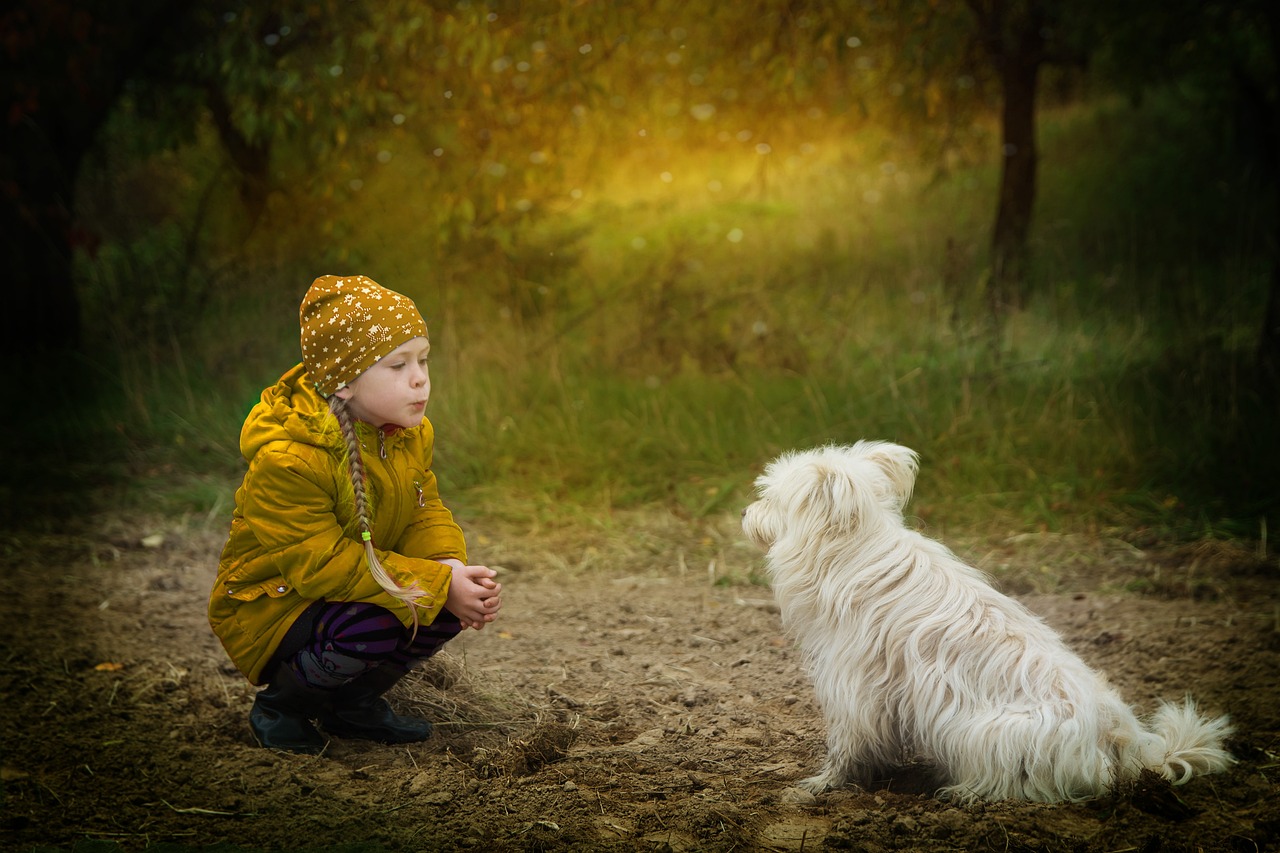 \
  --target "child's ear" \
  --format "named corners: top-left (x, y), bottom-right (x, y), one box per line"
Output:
top-left (334, 386), bottom-right (354, 401)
